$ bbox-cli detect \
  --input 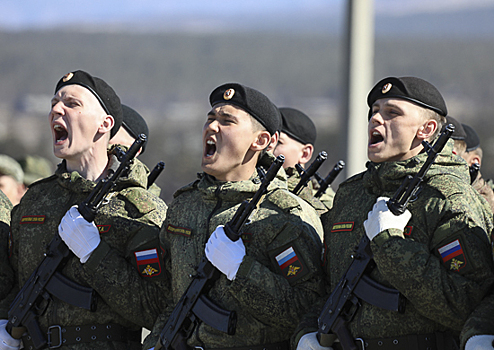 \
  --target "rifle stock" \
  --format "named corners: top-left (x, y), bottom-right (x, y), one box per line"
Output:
top-left (7, 134), bottom-right (147, 349)
top-left (157, 155), bottom-right (285, 350)
top-left (316, 125), bottom-right (454, 349)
